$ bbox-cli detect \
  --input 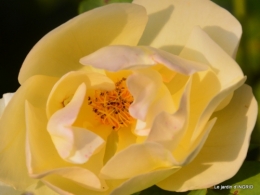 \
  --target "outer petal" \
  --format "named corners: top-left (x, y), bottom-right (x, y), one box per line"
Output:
top-left (0, 93), bottom-right (14, 118)
top-left (25, 100), bottom-right (108, 192)
top-left (158, 84), bottom-right (257, 191)
top-left (25, 181), bottom-right (59, 195)
top-left (19, 3), bottom-right (148, 84)
top-left (133, 0), bottom-right (241, 57)
top-left (25, 101), bottom-right (72, 176)
top-left (180, 26), bottom-right (243, 87)
top-left (110, 167), bottom-right (179, 195)
top-left (80, 45), bottom-right (207, 74)
top-left (0, 182), bottom-right (21, 195)
top-left (42, 175), bottom-right (112, 195)
top-left (0, 75), bottom-right (58, 190)
top-left (101, 142), bottom-right (178, 179)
